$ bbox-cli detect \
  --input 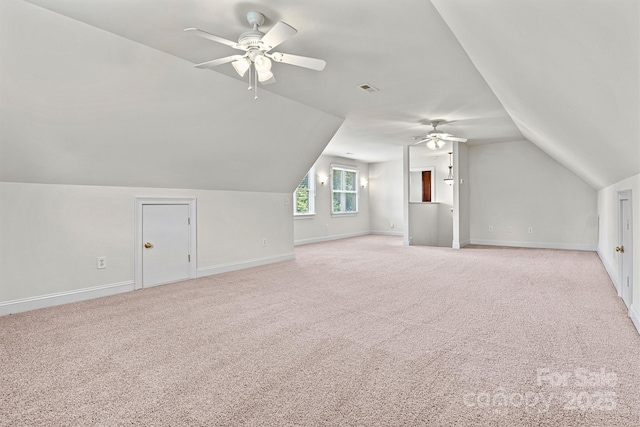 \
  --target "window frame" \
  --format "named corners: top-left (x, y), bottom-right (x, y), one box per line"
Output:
top-left (293, 168), bottom-right (316, 216)
top-left (330, 164), bottom-right (359, 215)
